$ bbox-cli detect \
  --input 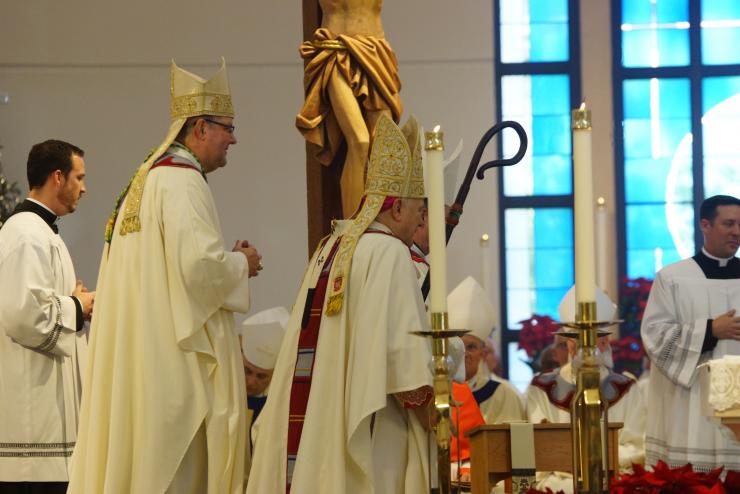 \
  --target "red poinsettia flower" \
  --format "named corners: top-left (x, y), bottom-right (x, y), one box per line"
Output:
top-left (611, 461), bottom-right (727, 494)
top-left (517, 314), bottom-right (559, 360)
top-left (612, 335), bottom-right (645, 364)
top-left (524, 488), bottom-right (565, 494)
